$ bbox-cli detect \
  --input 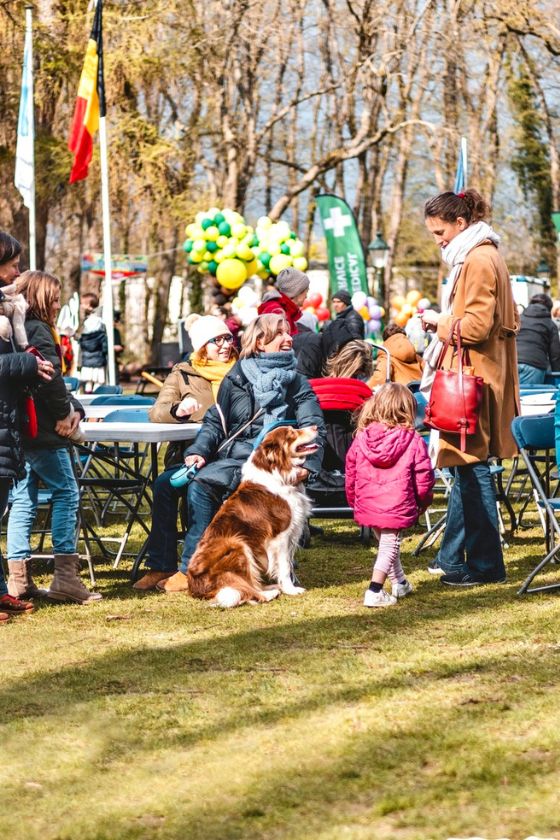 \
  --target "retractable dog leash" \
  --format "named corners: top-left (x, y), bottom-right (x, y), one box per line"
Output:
top-left (169, 462), bottom-right (200, 488)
